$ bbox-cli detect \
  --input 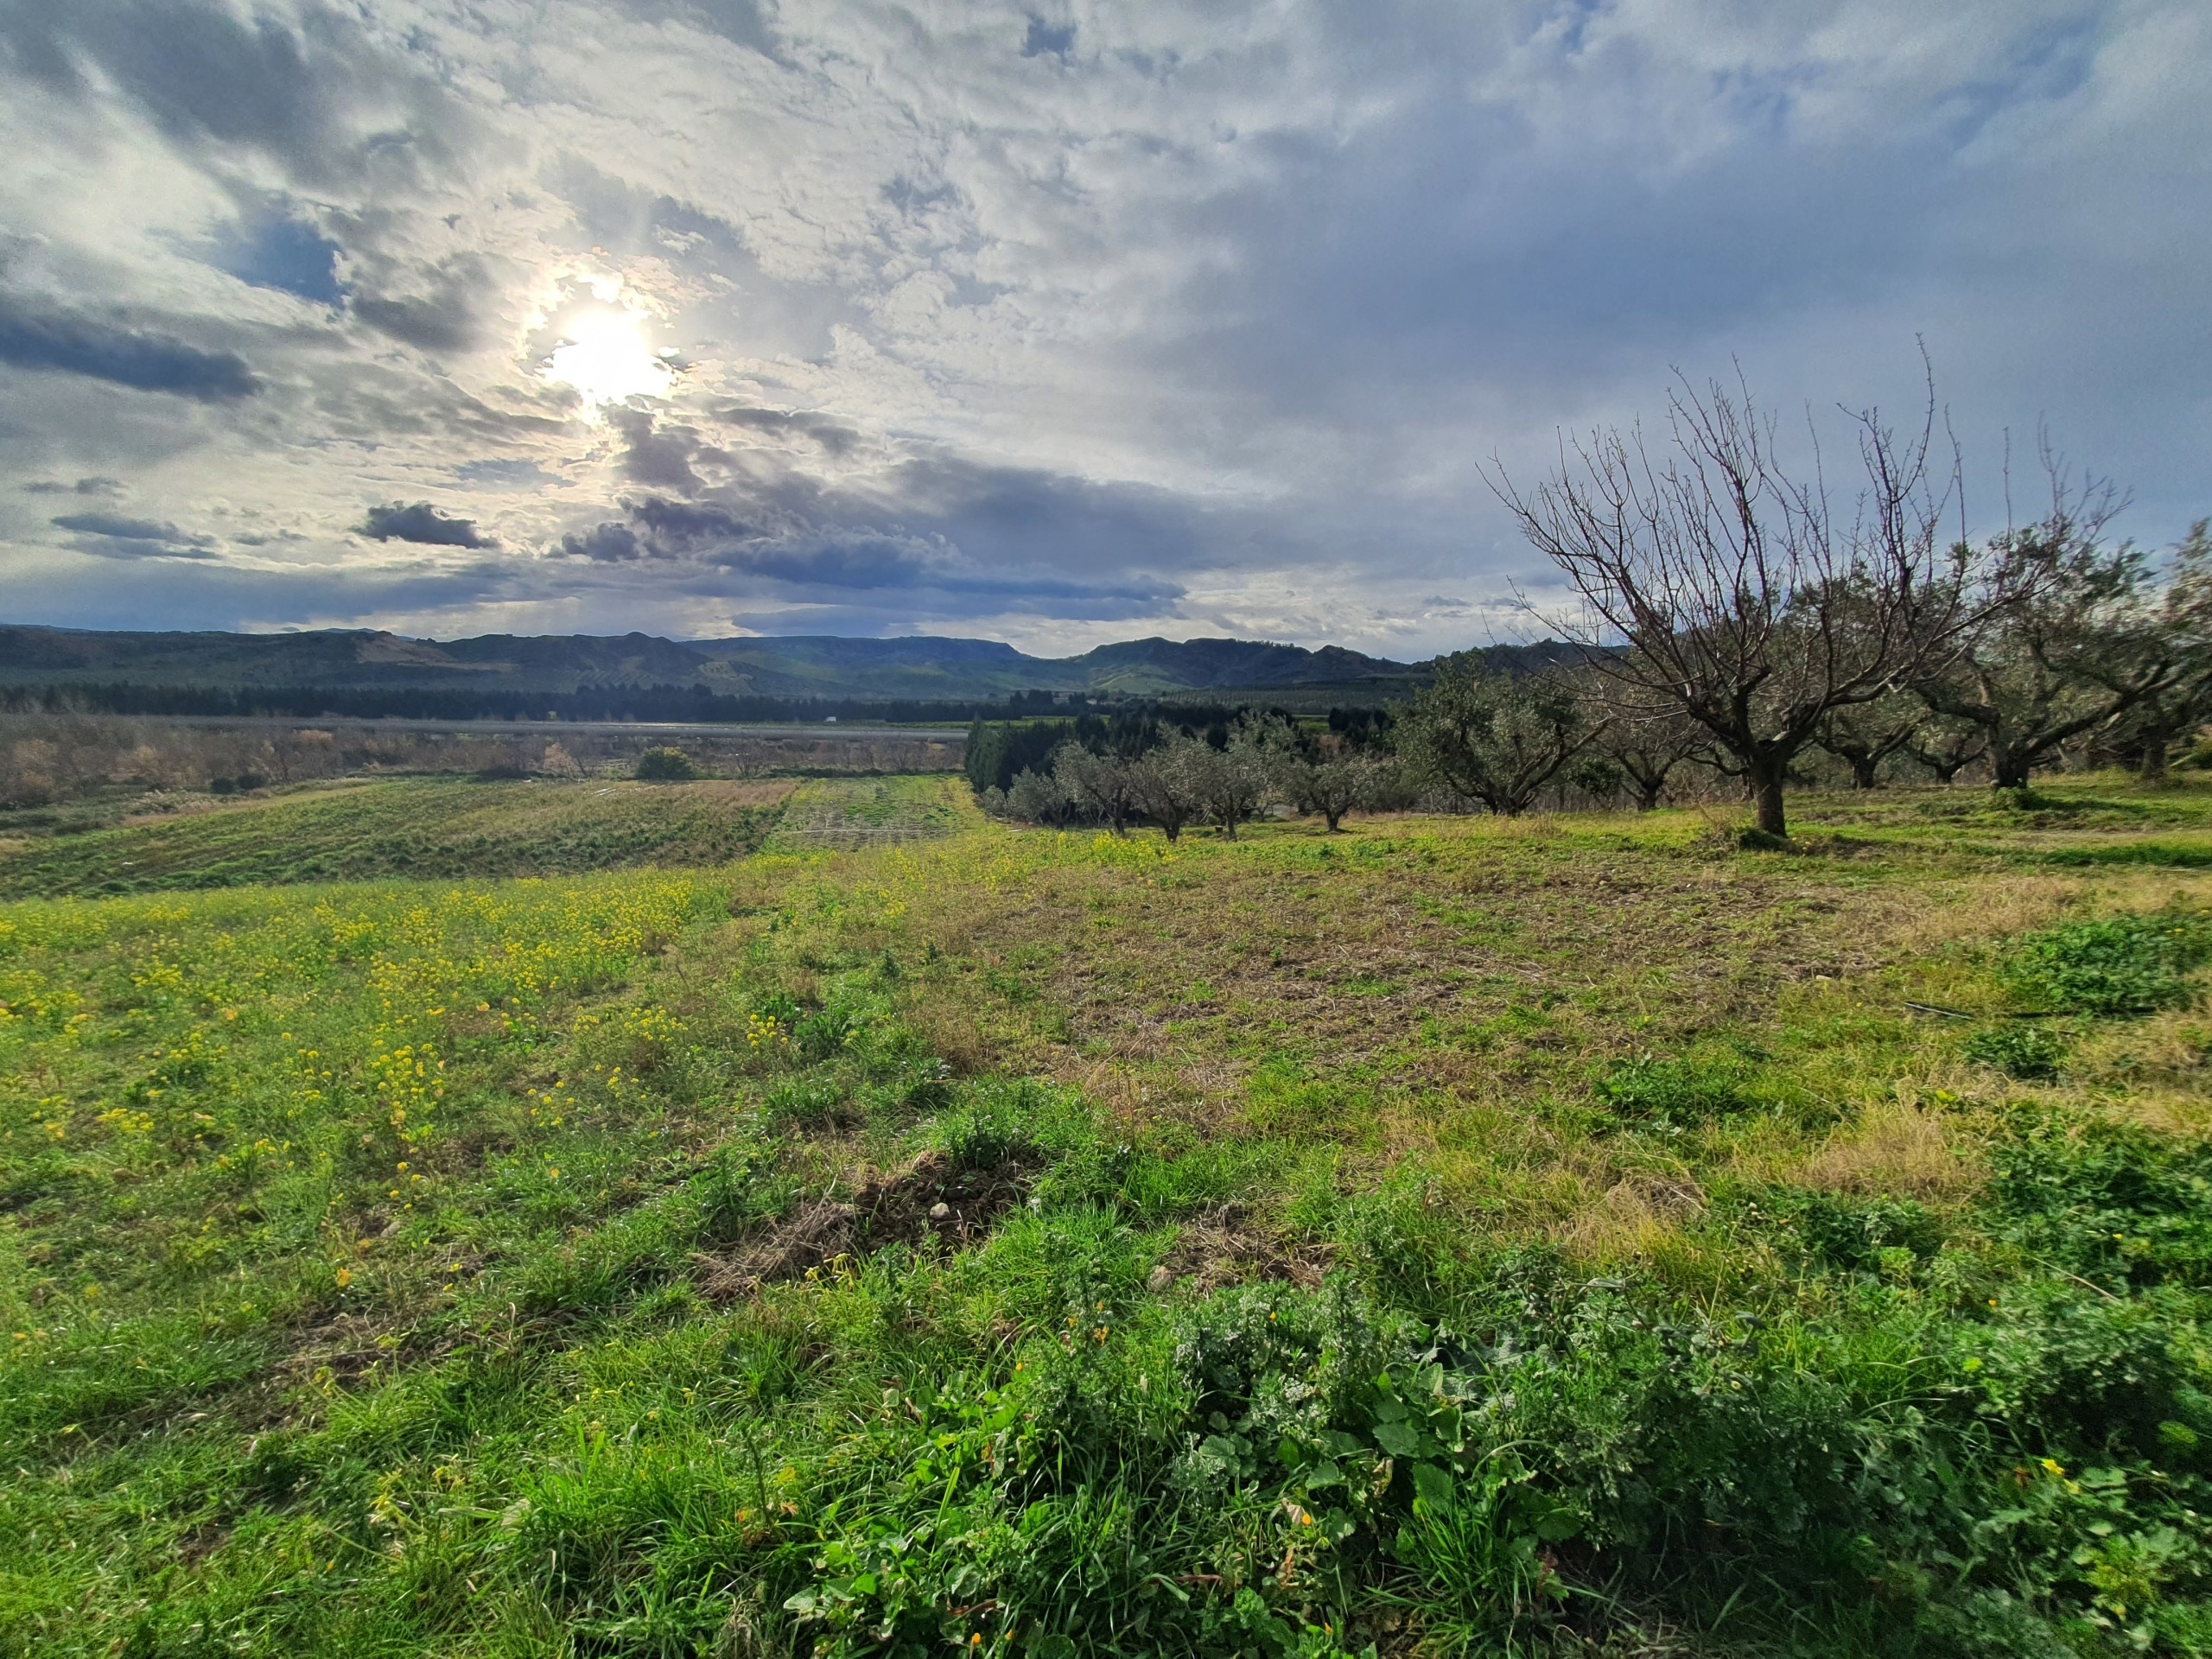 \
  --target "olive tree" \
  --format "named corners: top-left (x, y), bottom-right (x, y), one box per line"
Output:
top-left (1398, 652), bottom-right (1589, 815)
top-left (1052, 744), bottom-right (1141, 834)
top-left (1590, 698), bottom-right (1706, 810)
top-left (1128, 740), bottom-right (1202, 841)
top-left (1915, 492), bottom-right (2207, 789)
